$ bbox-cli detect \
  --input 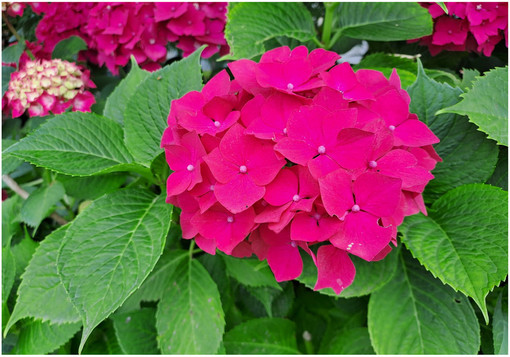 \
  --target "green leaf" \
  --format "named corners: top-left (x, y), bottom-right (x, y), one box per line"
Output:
top-left (368, 252), bottom-right (480, 354)
top-left (119, 249), bottom-right (188, 312)
top-left (400, 184), bottom-right (508, 322)
top-left (460, 68), bottom-right (480, 91)
top-left (156, 258), bottom-right (225, 354)
top-left (2, 41), bottom-right (26, 65)
top-left (3, 139), bottom-right (24, 175)
top-left (2, 248), bottom-right (16, 304)
top-left (103, 57), bottom-right (150, 125)
top-left (56, 189), bottom-right (173, 352)
top-left (52, 36), bottom-right (87, 61)
top-left (408, 60), bottom-right (498, 201)
top-left (124, 48), bottom-right (204, 165)
top-left (493, 291), bottom-right (508, 354)
top-left (2, 195), bottom-right (22, 247)
top-left (222, 255), bottom-right (282, 290)
top-left (112, 308), bottom-right (159, 354)
top-left (81, 320), bottom-right (122, 355)
top-left (436, 2), bottom-right (449, 14)
top-left (224, 317), bottom-right (300, 354)
top-left (6, 225), bottom-right (80, 336)
top-left (325, 327), bottom-right (374, 354)
top-left (4, 112), bottom-right (137, 177)
top-left (57, 173), bottom-right (127, 200)
top-left (20, 182), bottom-right (65, 228)
top-left (2, 66), bottom-right (16, 96)
top-left (438, 66), bottom-right (508, 146)
top-left (10, 235), bottom-right (38, 281)
top-left (297, 246), bottom-right (399, 298)
top-left (150, 151), bottom-right (171, 186)
top-left (245, 286), bottom-right (280, 317)
top-left (487, 147), bottom-right (508, 191)
top-left (12, 319), bottom-right (81, 355)
top-left (333, 3), bottom-right (433, 41)
top-left (223, 2), bottom-right (316, 60)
